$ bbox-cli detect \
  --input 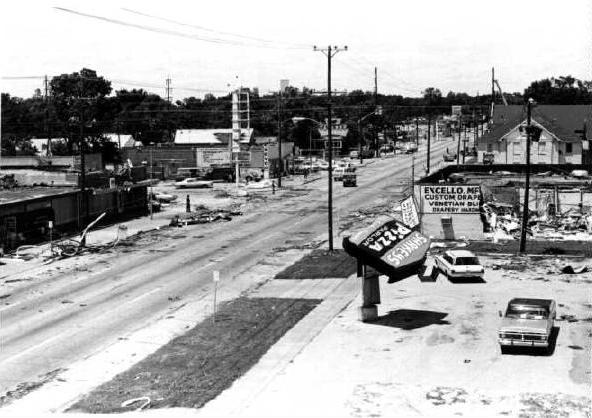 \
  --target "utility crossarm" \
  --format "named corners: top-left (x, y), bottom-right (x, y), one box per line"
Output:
top-left (494, 80), bottom-right (508, 106)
